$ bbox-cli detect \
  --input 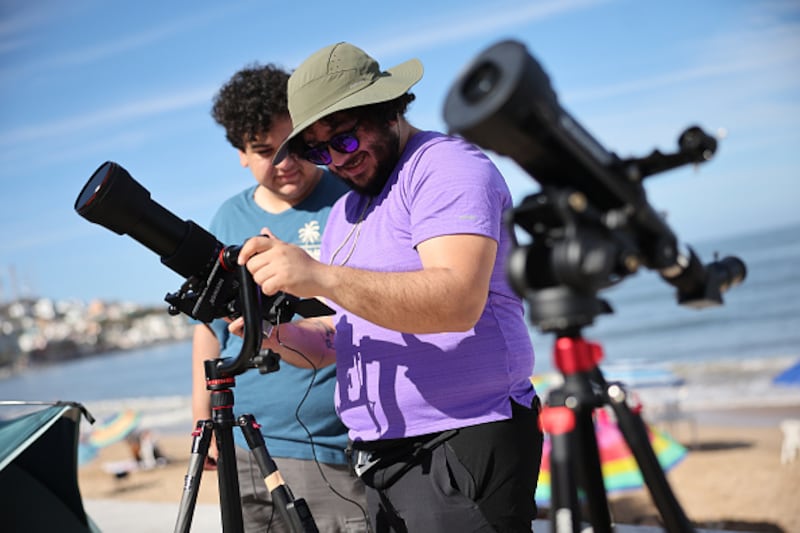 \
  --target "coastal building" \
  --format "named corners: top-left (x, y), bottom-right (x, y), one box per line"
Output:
top-left (0, 297), bottom-right (192, 371)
